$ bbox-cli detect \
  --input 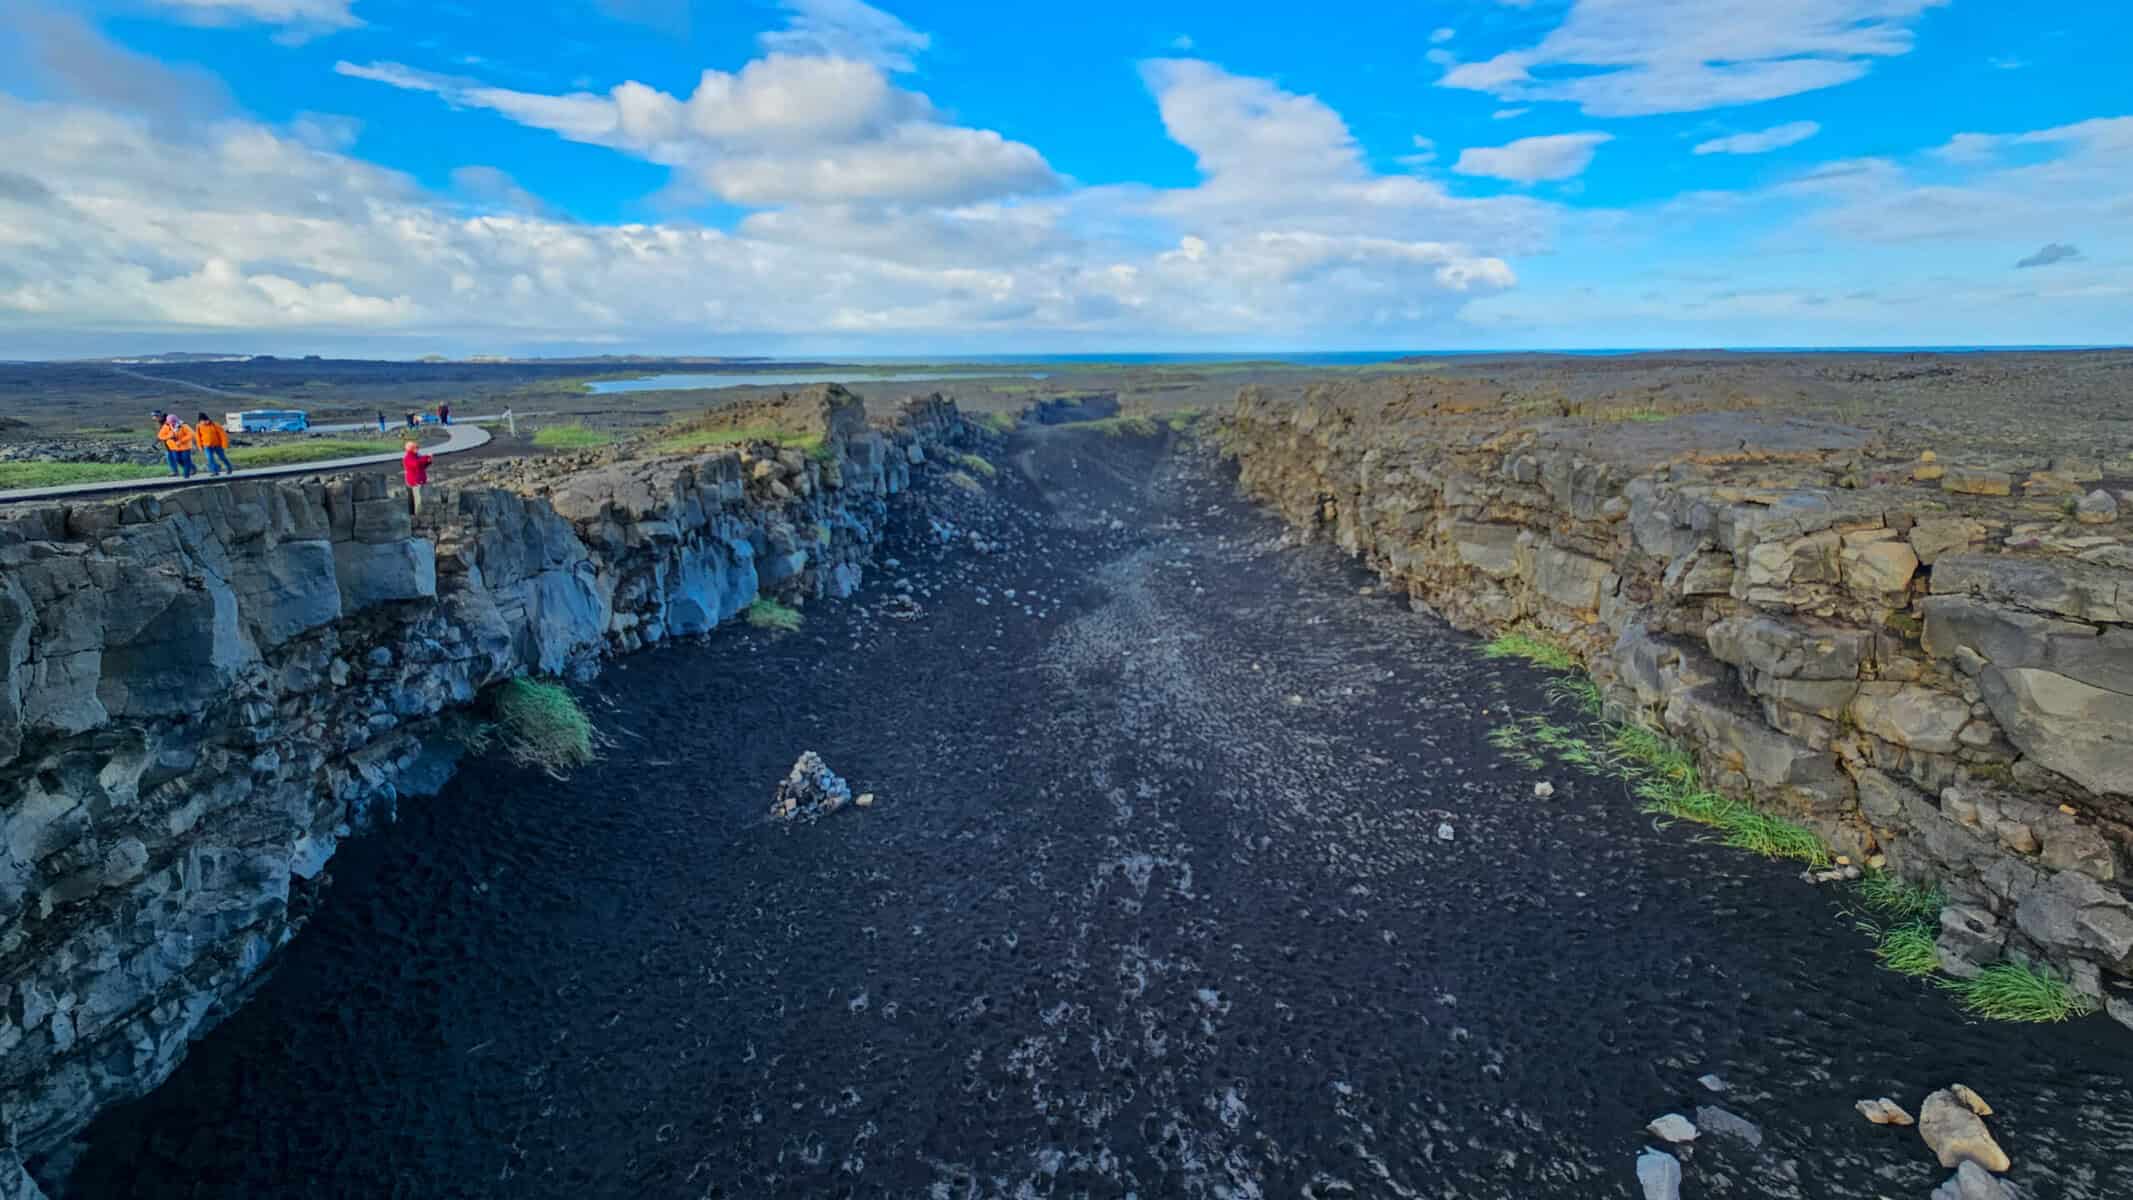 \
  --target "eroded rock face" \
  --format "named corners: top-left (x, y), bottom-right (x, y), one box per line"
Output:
top-left (1222, 377), bottom-right (2133, 1030)
top-left (0, 390), bottom-right (970, 1163)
